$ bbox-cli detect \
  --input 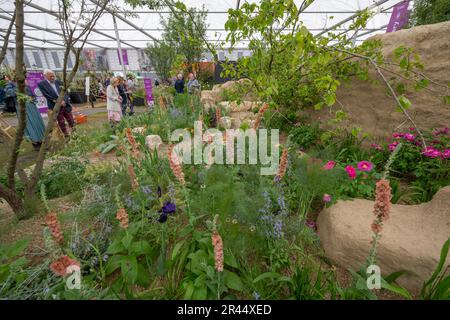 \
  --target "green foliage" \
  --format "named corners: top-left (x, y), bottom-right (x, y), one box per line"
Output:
top-left (420, 237), bottom-right (450, 300)
top-left (145, 41), bottom-right (177, 82)
top-left (410, 0), bottom-right (450, 27)
top-left (159, 4), bottom-right (208, 74)
top-left (289, 123), bottom-right (323, 150)
top-left (38, 157), bottom-right (88, 199)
